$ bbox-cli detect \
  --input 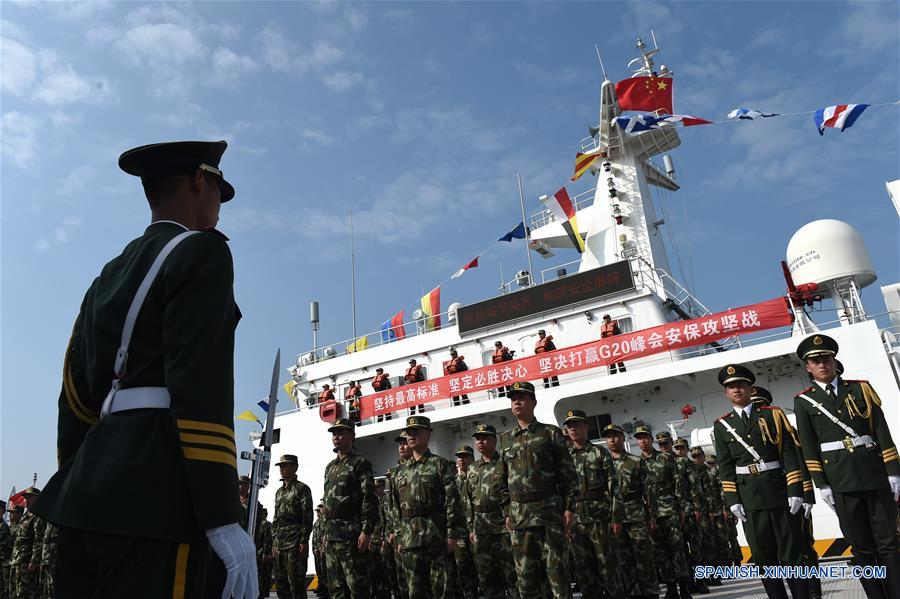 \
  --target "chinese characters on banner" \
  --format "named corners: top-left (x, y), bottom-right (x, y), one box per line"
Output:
top-left (358, 297), bottom-right (792, 419)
